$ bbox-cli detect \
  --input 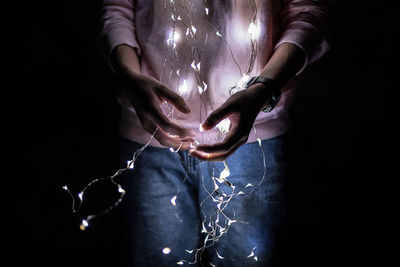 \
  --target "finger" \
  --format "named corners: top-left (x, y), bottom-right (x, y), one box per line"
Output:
top-left (189, 139), bottom-right (245, 161)
top-left (201, 102), bottom-right (234, 131)
top-left (159, 87), bottom-right (191, 114)
top-left (139, 115), bottom-right (183, 149)
top-left (150, 106), bottom-right (196, 137)
top-left (179, 140), bottom-right (197, 151)
top-left (190, 129), bottom-right (248, 161)
top-left (170, 136), bottom-right (196, 151)
top-left (194, 125), bottom-right (248, 154)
